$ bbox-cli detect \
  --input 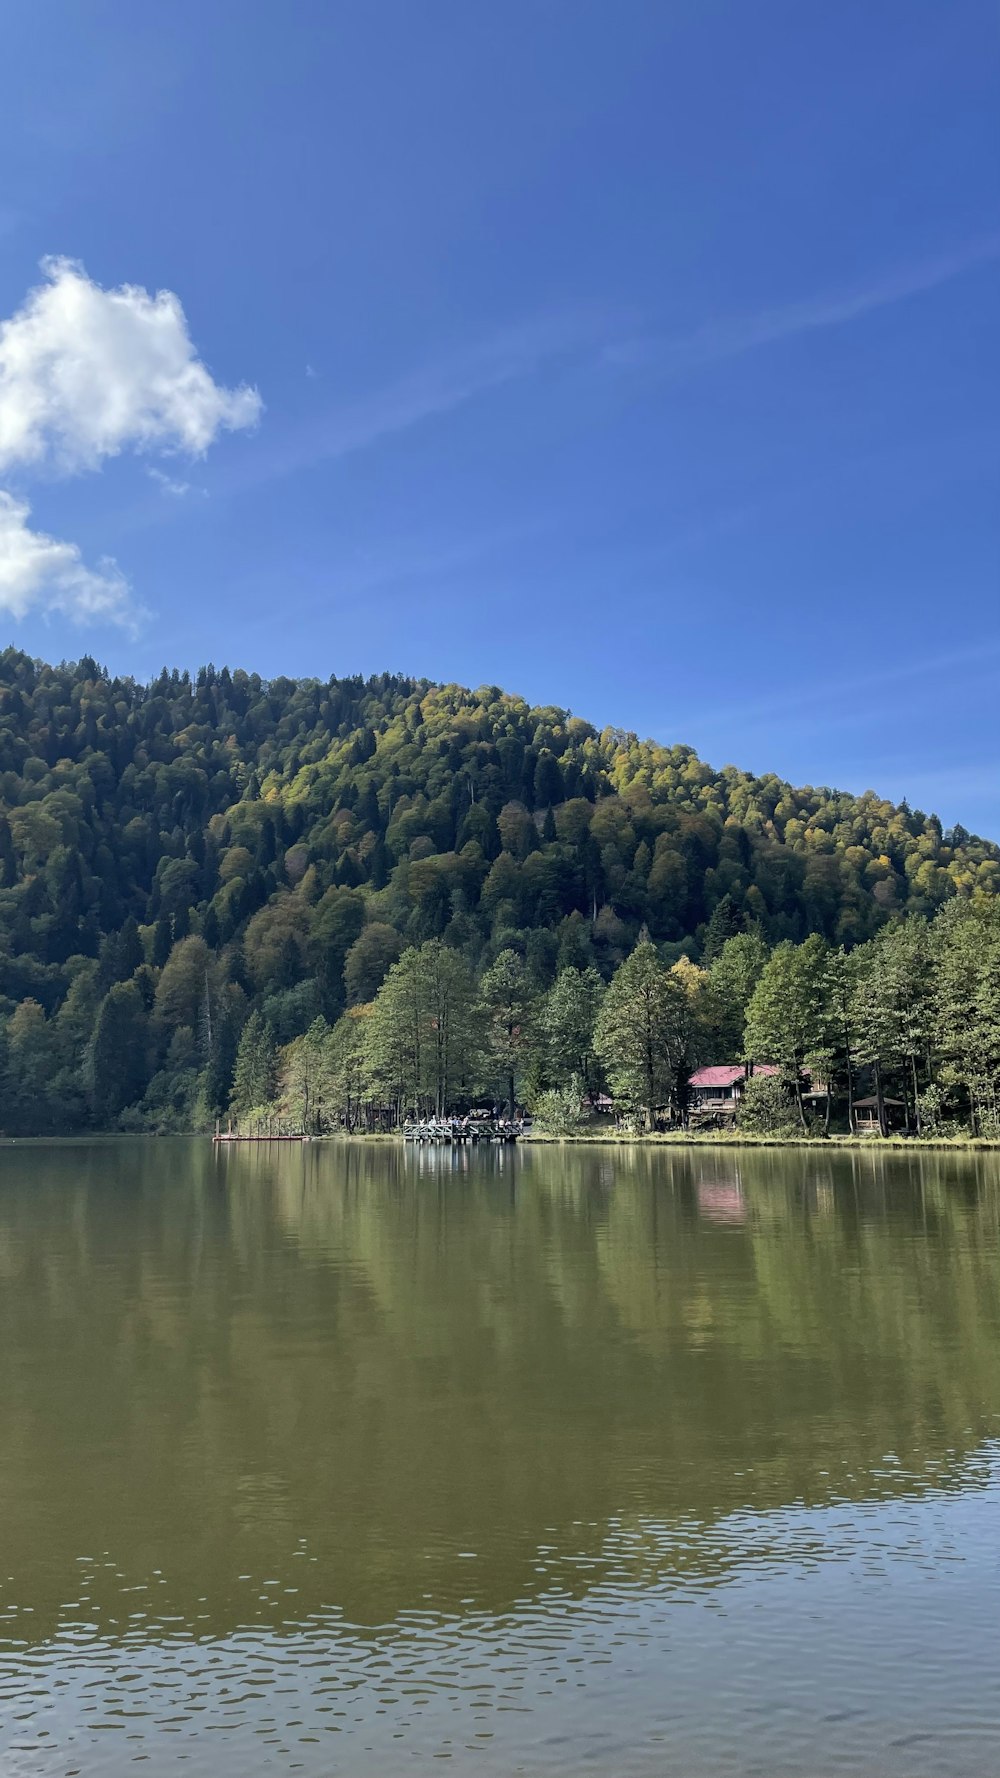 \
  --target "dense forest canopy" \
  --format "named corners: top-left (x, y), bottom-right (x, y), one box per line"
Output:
top-left (0, 648), bottom-right (997, 1135)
